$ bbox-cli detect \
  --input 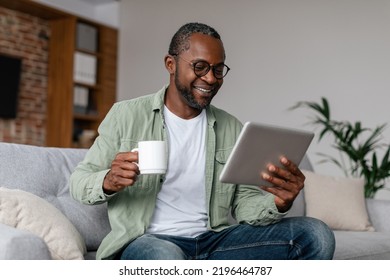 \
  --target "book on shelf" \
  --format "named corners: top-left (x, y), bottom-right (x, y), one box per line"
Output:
top-left (73, 85), bottom-right (89, 114)
top-left (76, 22), bottom-right (98, 52)
top-left (73, 52), bottom-right (97, 85)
